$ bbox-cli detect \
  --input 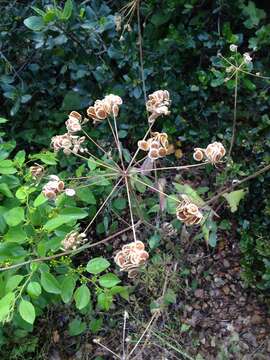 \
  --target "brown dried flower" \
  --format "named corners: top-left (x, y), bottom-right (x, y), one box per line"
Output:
top-left (87, 94), bottom-right (123, 124)
top-left (30, 164), bottom-right (44, 179)
top-left (146, 90), bottom-right (171, 123)
top-left (114, 241), bottom-right (149, 275)
top-left (204, 142), bottom-right (226, 164)
top-left (65, 111), bottom-right (82, 133)
top-left (176, 196), bottom-right (203, 226)
top-left (193, 142), bottom-right (226, 164)
top-left (51, 133), bottom-right (86, 155)
top-left (138, 132), bottom-right (170, 162)
top-left (193, 148), bottom-right (205, 162)
top-left (61, 231), bottom-right (87, 250)
top-left (42, 175), bottom-right (75, 200)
